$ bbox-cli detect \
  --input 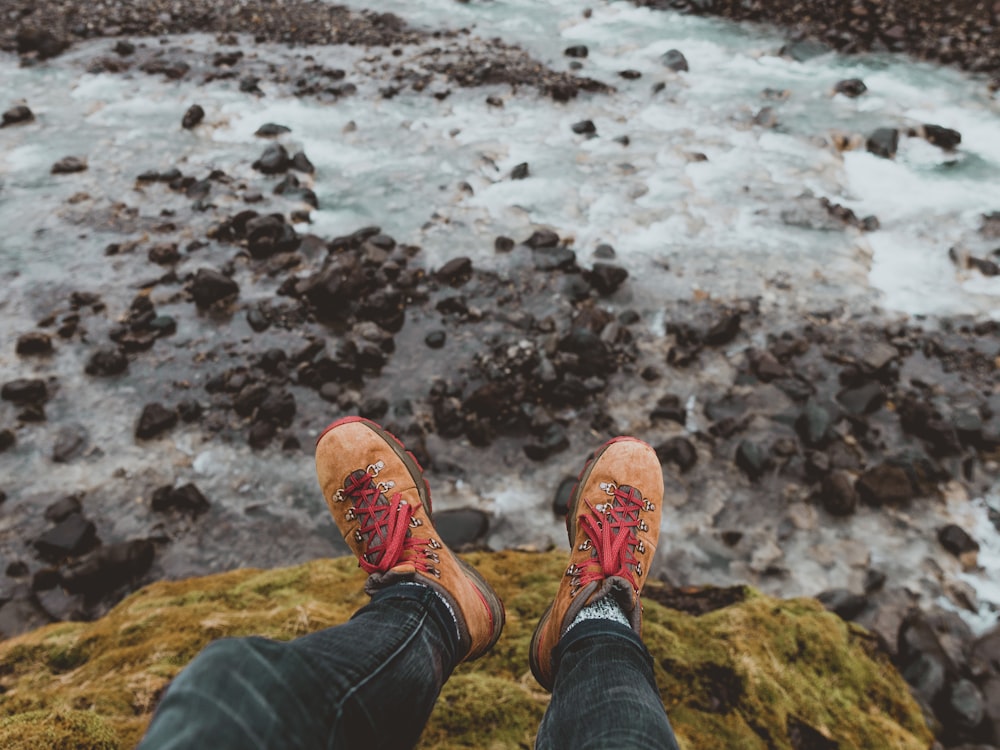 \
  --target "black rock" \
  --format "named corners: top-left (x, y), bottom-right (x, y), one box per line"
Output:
top-left (651, 394), bottom-right (686, 425)
top-left (52, 424), bottom-right (87, 463)
top-left (234, 383), bottom-right (267, 417)
top-left (941, 678), bottom-right (985, 733)
top-left (44, 494), bottom-right (82, 522)
top-left (177, 399), bottom-right (203, 423)
top-left (552, 476), bottom-right (577, 516)
top-left (135, 403), bottom-right (178, 440)
top-left (587, 263), bottom-right (628, 295)
top-left (247, 420), bottom-right (277, 449)
top-left (661, 49), bottom-right (689, 72)
top-left (85, 347), bottom-right (127, 376)
top-left (247, 305), bottom-right (270, 332)
top-left (189, 268), bottom-right (239, 308)
top-left (833, 78), bottom-right (867, 97)
top-left (856, 463), bottom-right (914, 506)
top-left (510, 162), bottom-right (530, 180)
top-left (524, 229), bottom-right (560, 249)
top-left (655, 436), bottom-right (697, 473)
top-left (564, 45), bottom-right (589, 58)
top-left (735, 440), bottom-right (767, 480)
top-left (524, 424), bottom-right (570, 461)
top-left (836, 382), bottom-right (884, 416)
top-left (148, 242), bottom-right (180, 265)
top-left (181, 104), bottom-right (205, 129)
top-left (923, 124), bottom-right (961, 150)
top-left (619, 69), bottom-right (642, 80)
top-left (795, 401), bottom-right (832, 447)
top-left (61, 539), bottom-right (155, 599)
top-left (51, 156), bottom-right (87, 174)
top-left (258, 389), bottom-right (296, 426)
top-left (34, 514), bottom-right (98, 560)
top-left (436, 257), bottom-right (473, 286)
top-left (6, 560), bottom-right (29, 577)
top-left (704, 310), bottom-right (741, 346)
top-left (571, 120), bottom-right (597, 136)
top-left (113, 40), bottom-right (135, 56)
top-left (819, 471), bottom-right (858, 516)
top-left (0, 428), bottom-right (15, 453)
top-left (425, 330), bottom-right (446, 349)
top-left (938, 524), bottom-right (980, 557)
top-left (533, 247), bottom-right (577, 272)
top-left (246, 214), bottom-right (299, 258)
top-left (1, 378), bottom-right (48, 404)
top-left (152, 483), bottom-right (210, 515)
top-left (2, 105), bottom-right (34, 127)
top-left (255, 123), bottom-right (291, 137)
top-left (252, 143), bottom-right (291, 174)
top-left (817, 588), bottom-right (868, 620)
top-left (291, 151), bottom-right (315, 173)
top-left (434, 508), bottom-right (490, 549)
top-left (968, 256), bottom-right (1000, 277)
top-left (866, 128), bottom-right (900, 159)
top-left (16, 27), bottom-right (68, 58)
top-left (16, 331), bottom-right (53, 356)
